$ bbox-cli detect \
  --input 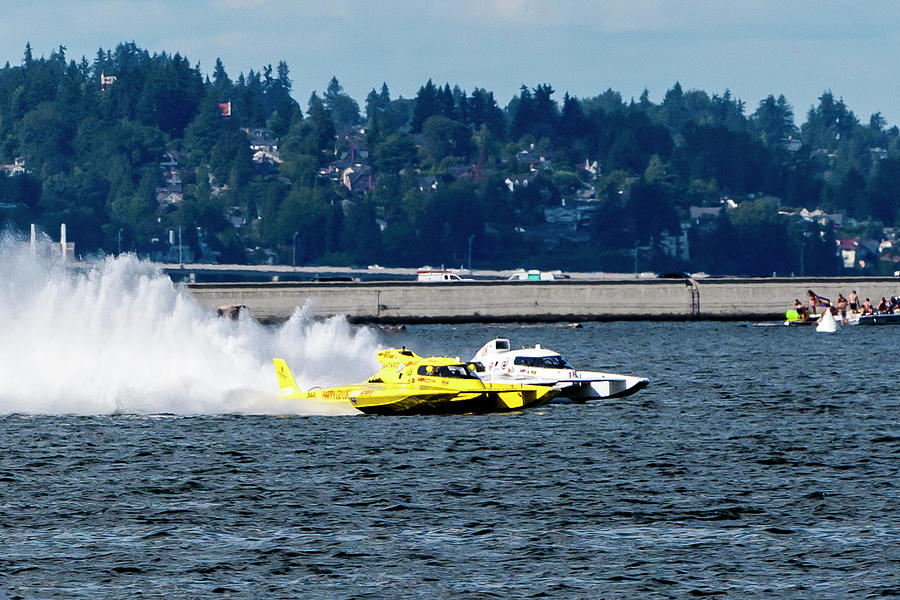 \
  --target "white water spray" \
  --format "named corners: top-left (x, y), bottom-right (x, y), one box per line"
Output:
top-left (0, 232), bottom-right (380, 415)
